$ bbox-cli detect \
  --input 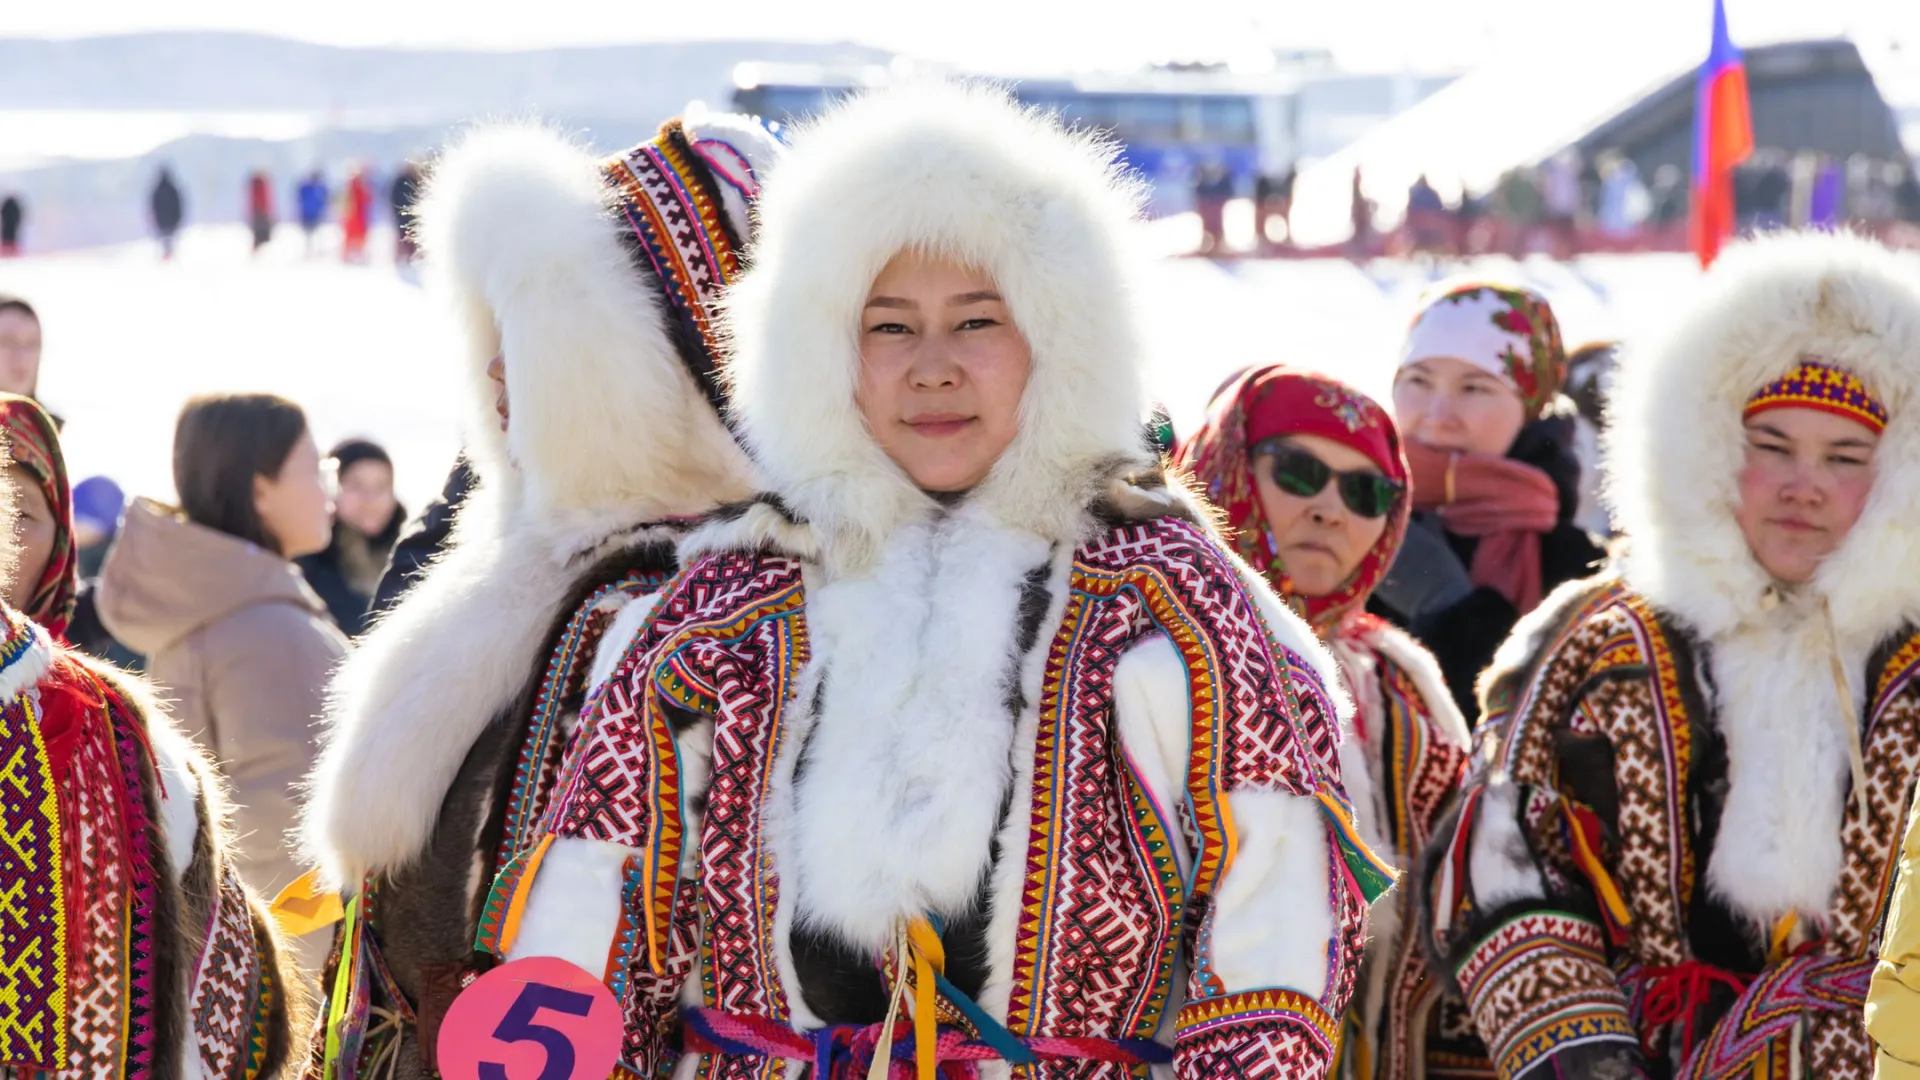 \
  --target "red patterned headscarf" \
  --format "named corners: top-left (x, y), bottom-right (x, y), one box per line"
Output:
top-left (0, 395), bottom-right (76, 637)
top-left (1176, 365), bottom-right (1411, 634)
